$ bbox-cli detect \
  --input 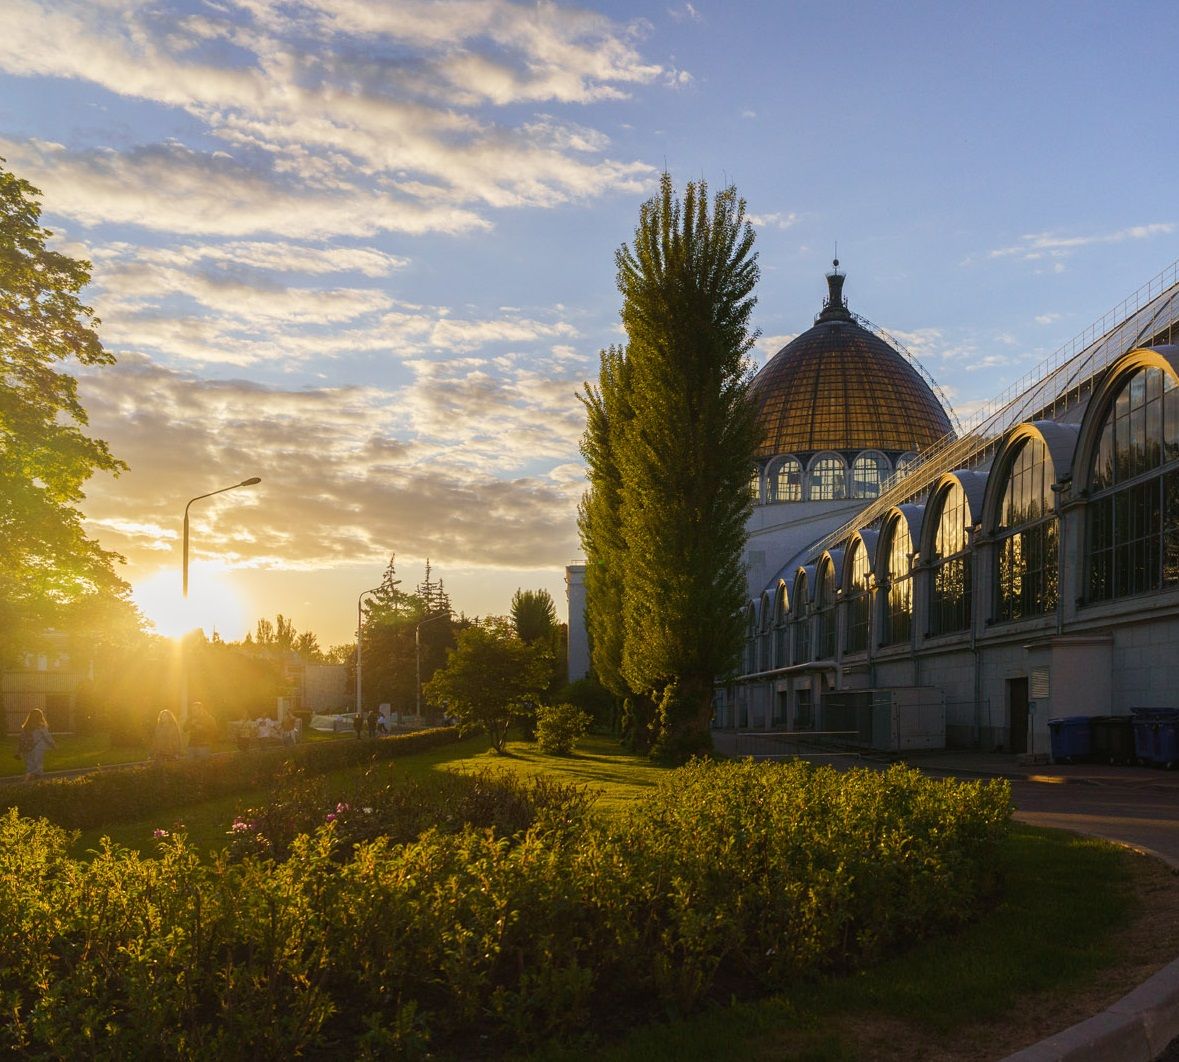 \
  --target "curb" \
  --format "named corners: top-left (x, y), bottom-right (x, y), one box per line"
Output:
top-left (1001, 954), bottom-right (1179, 1062)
